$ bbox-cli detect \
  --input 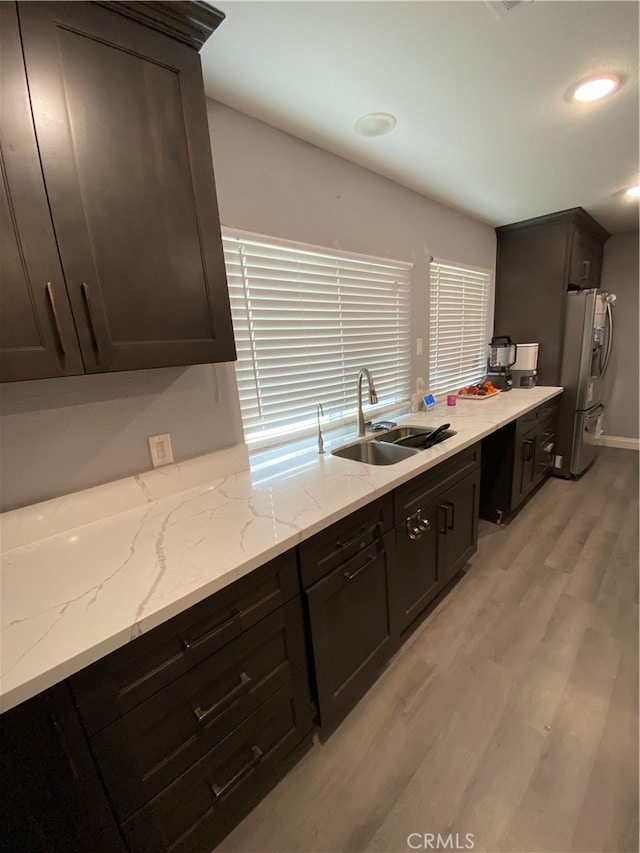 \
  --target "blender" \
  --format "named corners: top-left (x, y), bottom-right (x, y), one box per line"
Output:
top-left (486, 336), bottom-right (517, 391)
